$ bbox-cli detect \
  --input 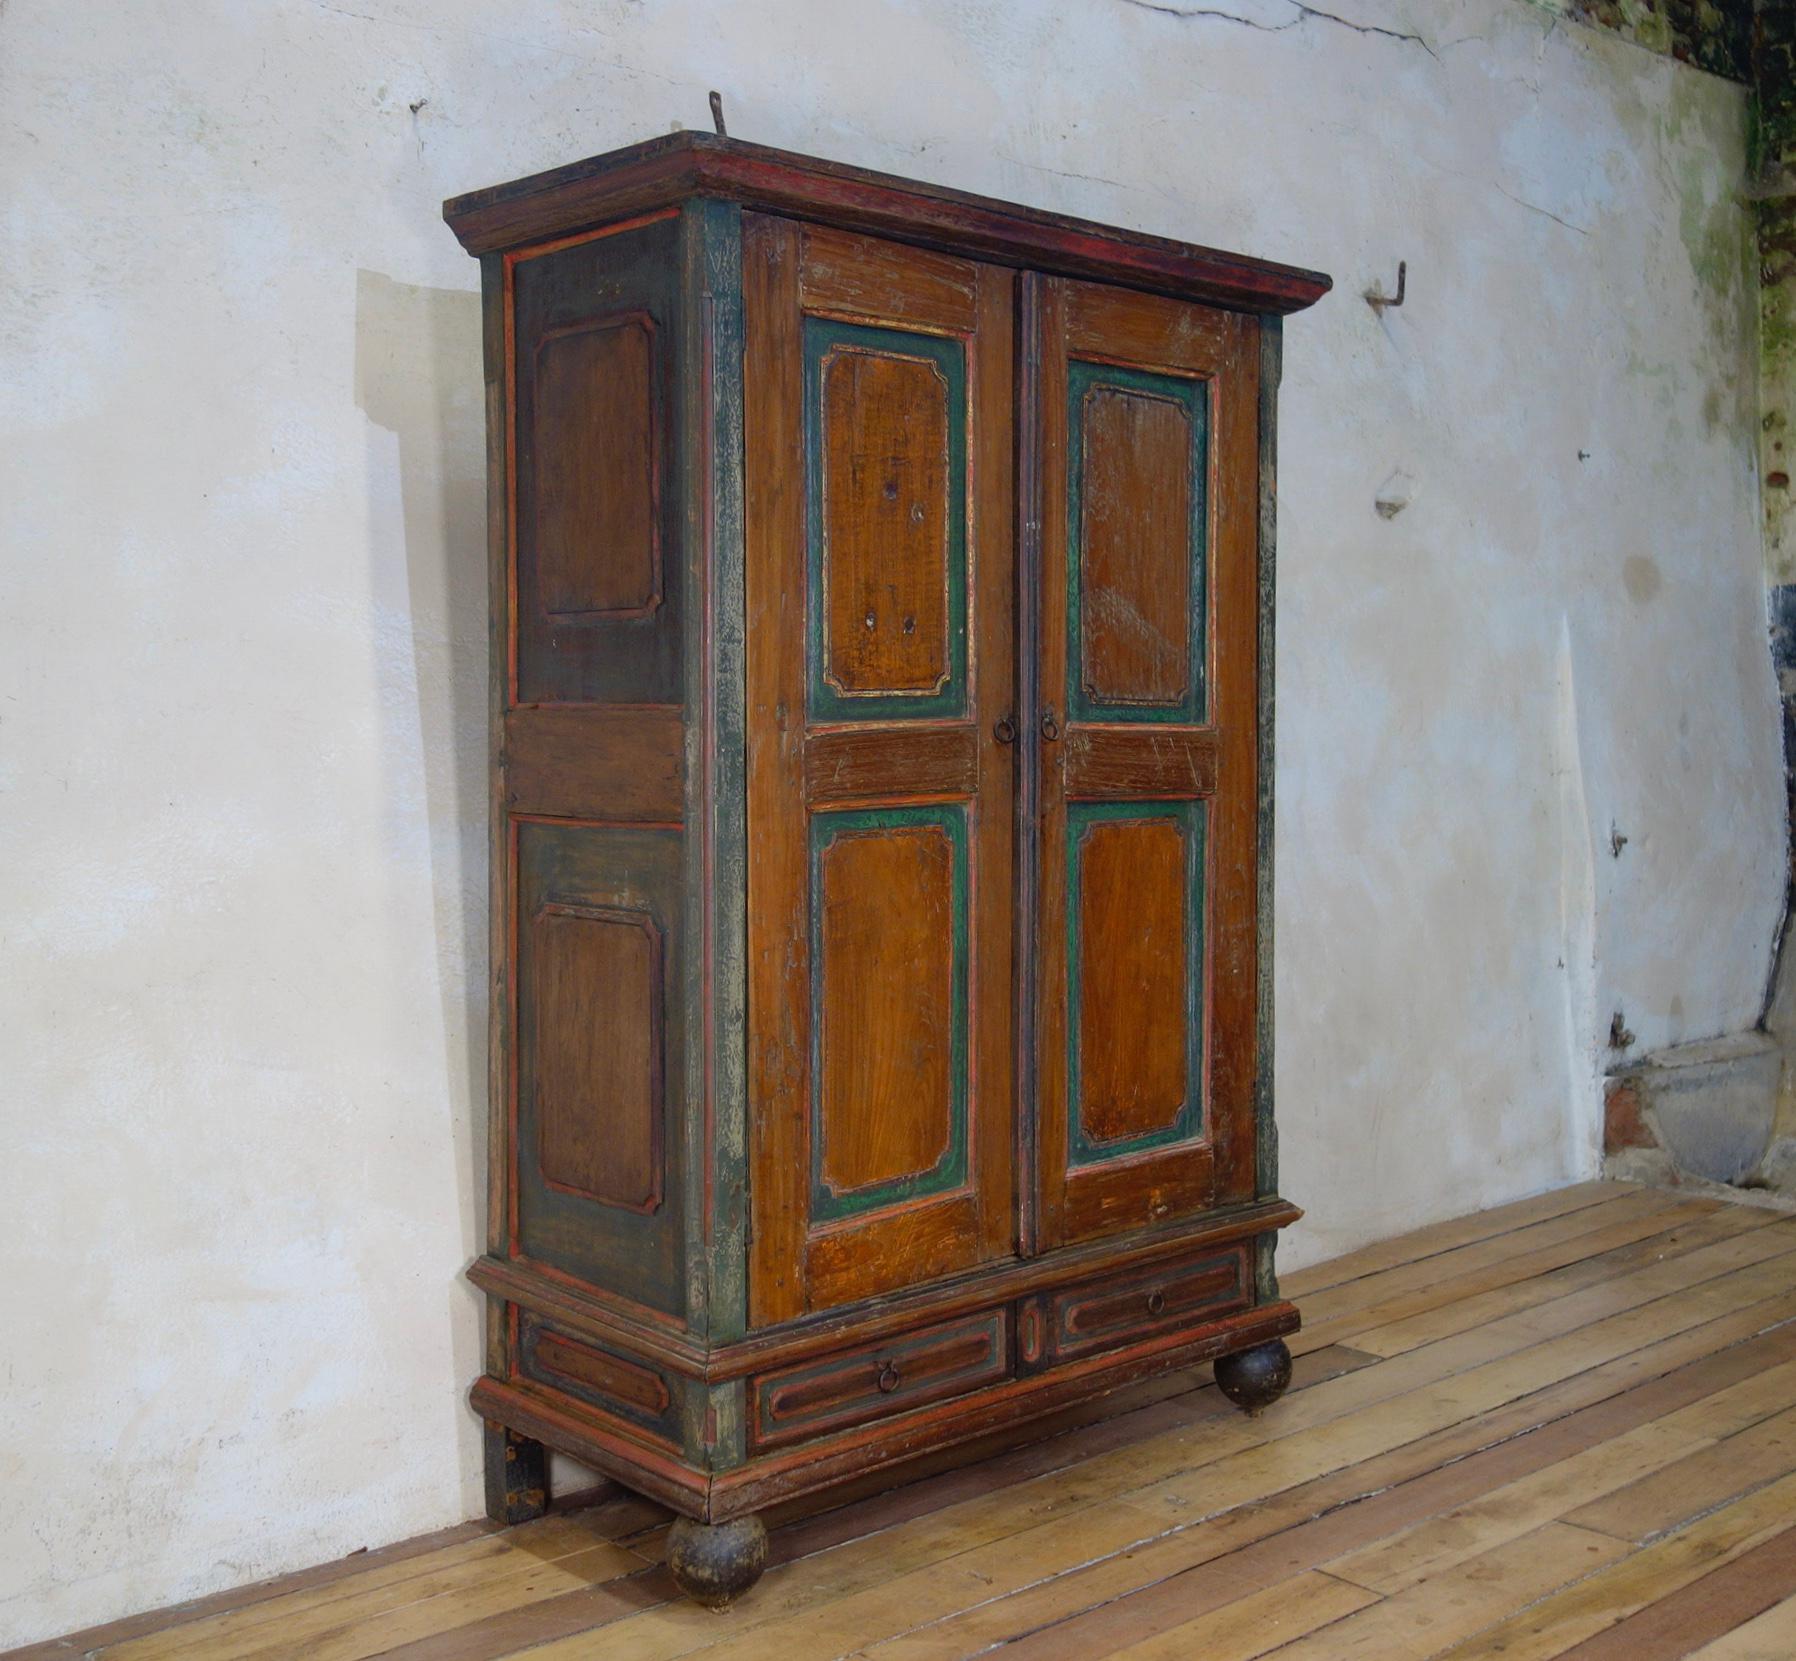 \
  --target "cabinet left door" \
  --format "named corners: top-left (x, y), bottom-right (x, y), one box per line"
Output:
top-left (743, 215), bottom-right (1018, 1324)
